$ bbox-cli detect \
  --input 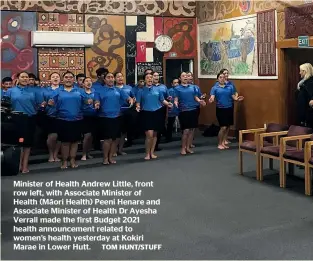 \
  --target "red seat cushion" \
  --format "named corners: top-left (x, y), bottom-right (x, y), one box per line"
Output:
top-left (283, 150), bottom-right (305, 162)
top-left (261, 146), bottom-right (297, 157)
top-left (240, 140), bottom-right (271, 152)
